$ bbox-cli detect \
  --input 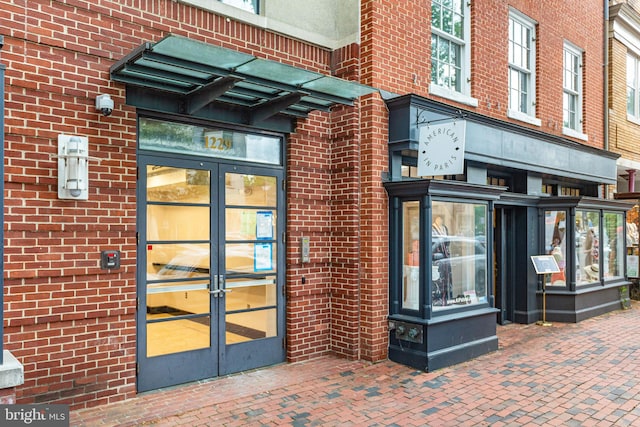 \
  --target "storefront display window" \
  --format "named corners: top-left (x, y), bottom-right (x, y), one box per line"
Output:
top-left (575, 210), bottom-right (600, 284)
top-left (603, 212), bottom-right (624, 280)
top-left (626, 204), bottom-right (640, 278)
top-left (544, 210), bottom-right (567, 287)
top-left (399, 199), bottom-right (488, 312)
top-left (431, 201), bottom-right (487, 310)
top-left (402, 201), bottom-right (420, 311)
